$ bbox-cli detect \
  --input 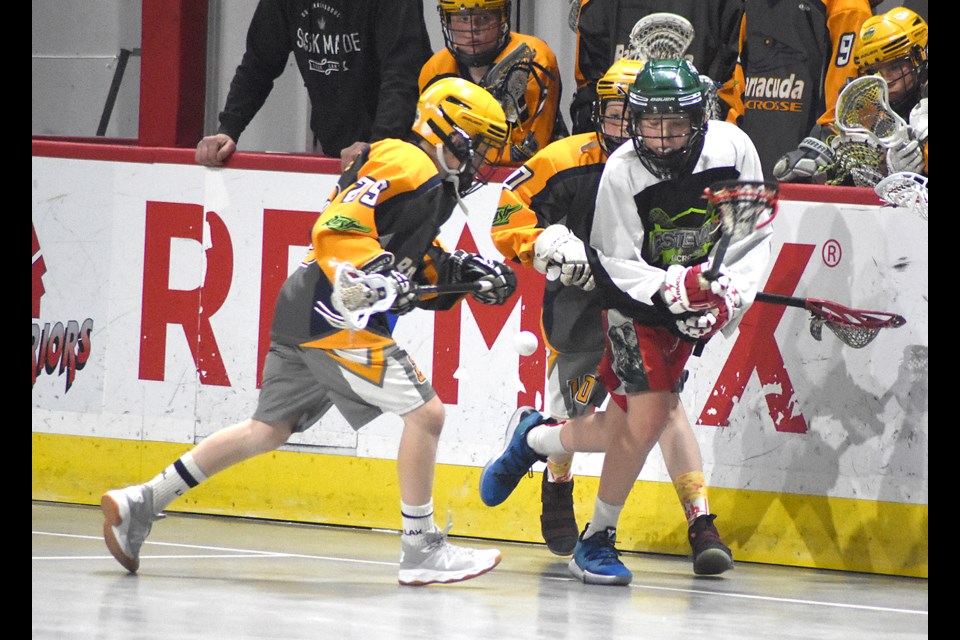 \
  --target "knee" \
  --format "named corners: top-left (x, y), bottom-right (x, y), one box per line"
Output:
top-left (407, 398), bottom-right (445, 438)
top-left (248, 419), bottom-right (294, 452)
